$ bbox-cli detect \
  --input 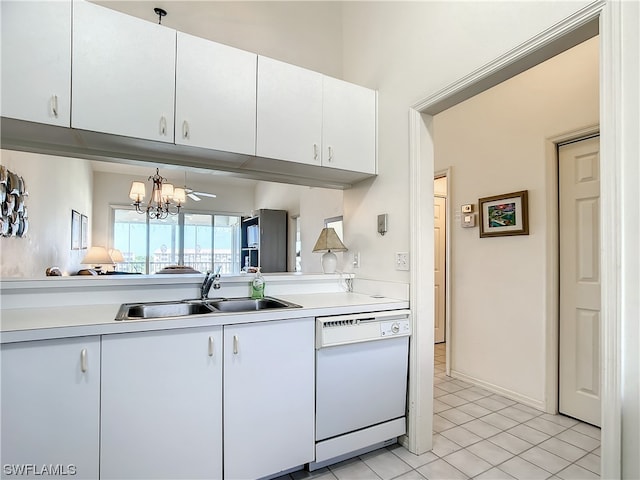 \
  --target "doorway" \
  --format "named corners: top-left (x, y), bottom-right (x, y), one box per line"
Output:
top-left (558, 134), bottom-right (601, 427)
top-left (433, 175), bottom-right (447, 346)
